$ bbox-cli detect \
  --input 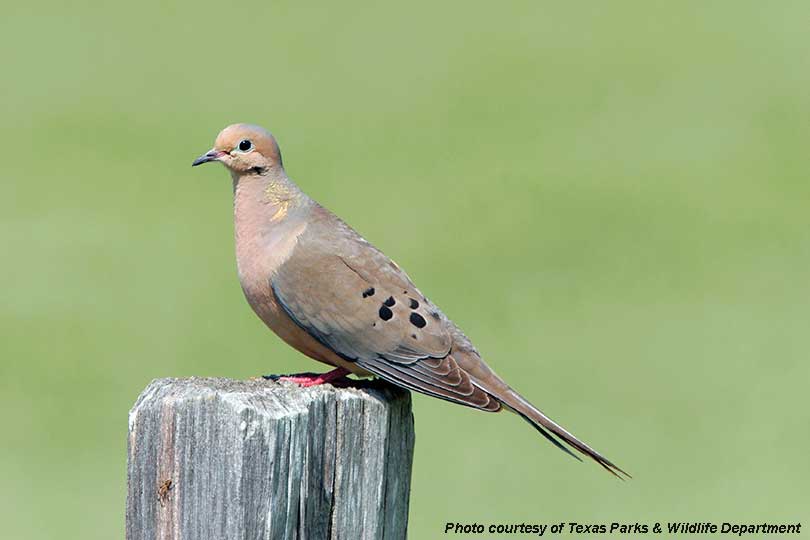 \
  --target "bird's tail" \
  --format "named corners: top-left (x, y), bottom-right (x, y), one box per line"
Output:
top-left (494, 386), bottom-right (630, 479)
